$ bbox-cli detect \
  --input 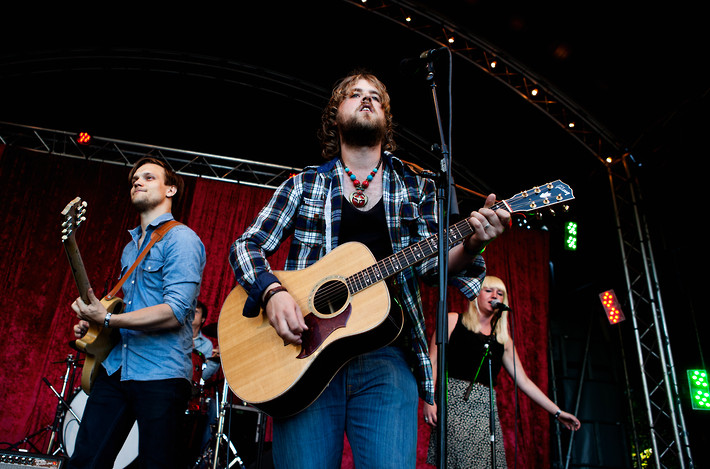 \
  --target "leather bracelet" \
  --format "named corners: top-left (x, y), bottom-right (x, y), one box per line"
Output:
top-left (554, 409), bottom-right (562, 420)
top-left (104, 311), bottom-right (112, 328)
top-left (263, 285), bottom-right (288, 309)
